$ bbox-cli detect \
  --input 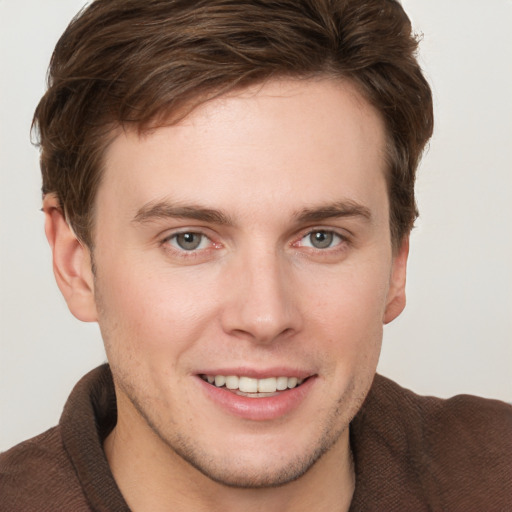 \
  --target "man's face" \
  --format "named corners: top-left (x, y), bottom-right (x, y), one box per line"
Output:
top-left (90, 78), bottom-right (407, 487)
